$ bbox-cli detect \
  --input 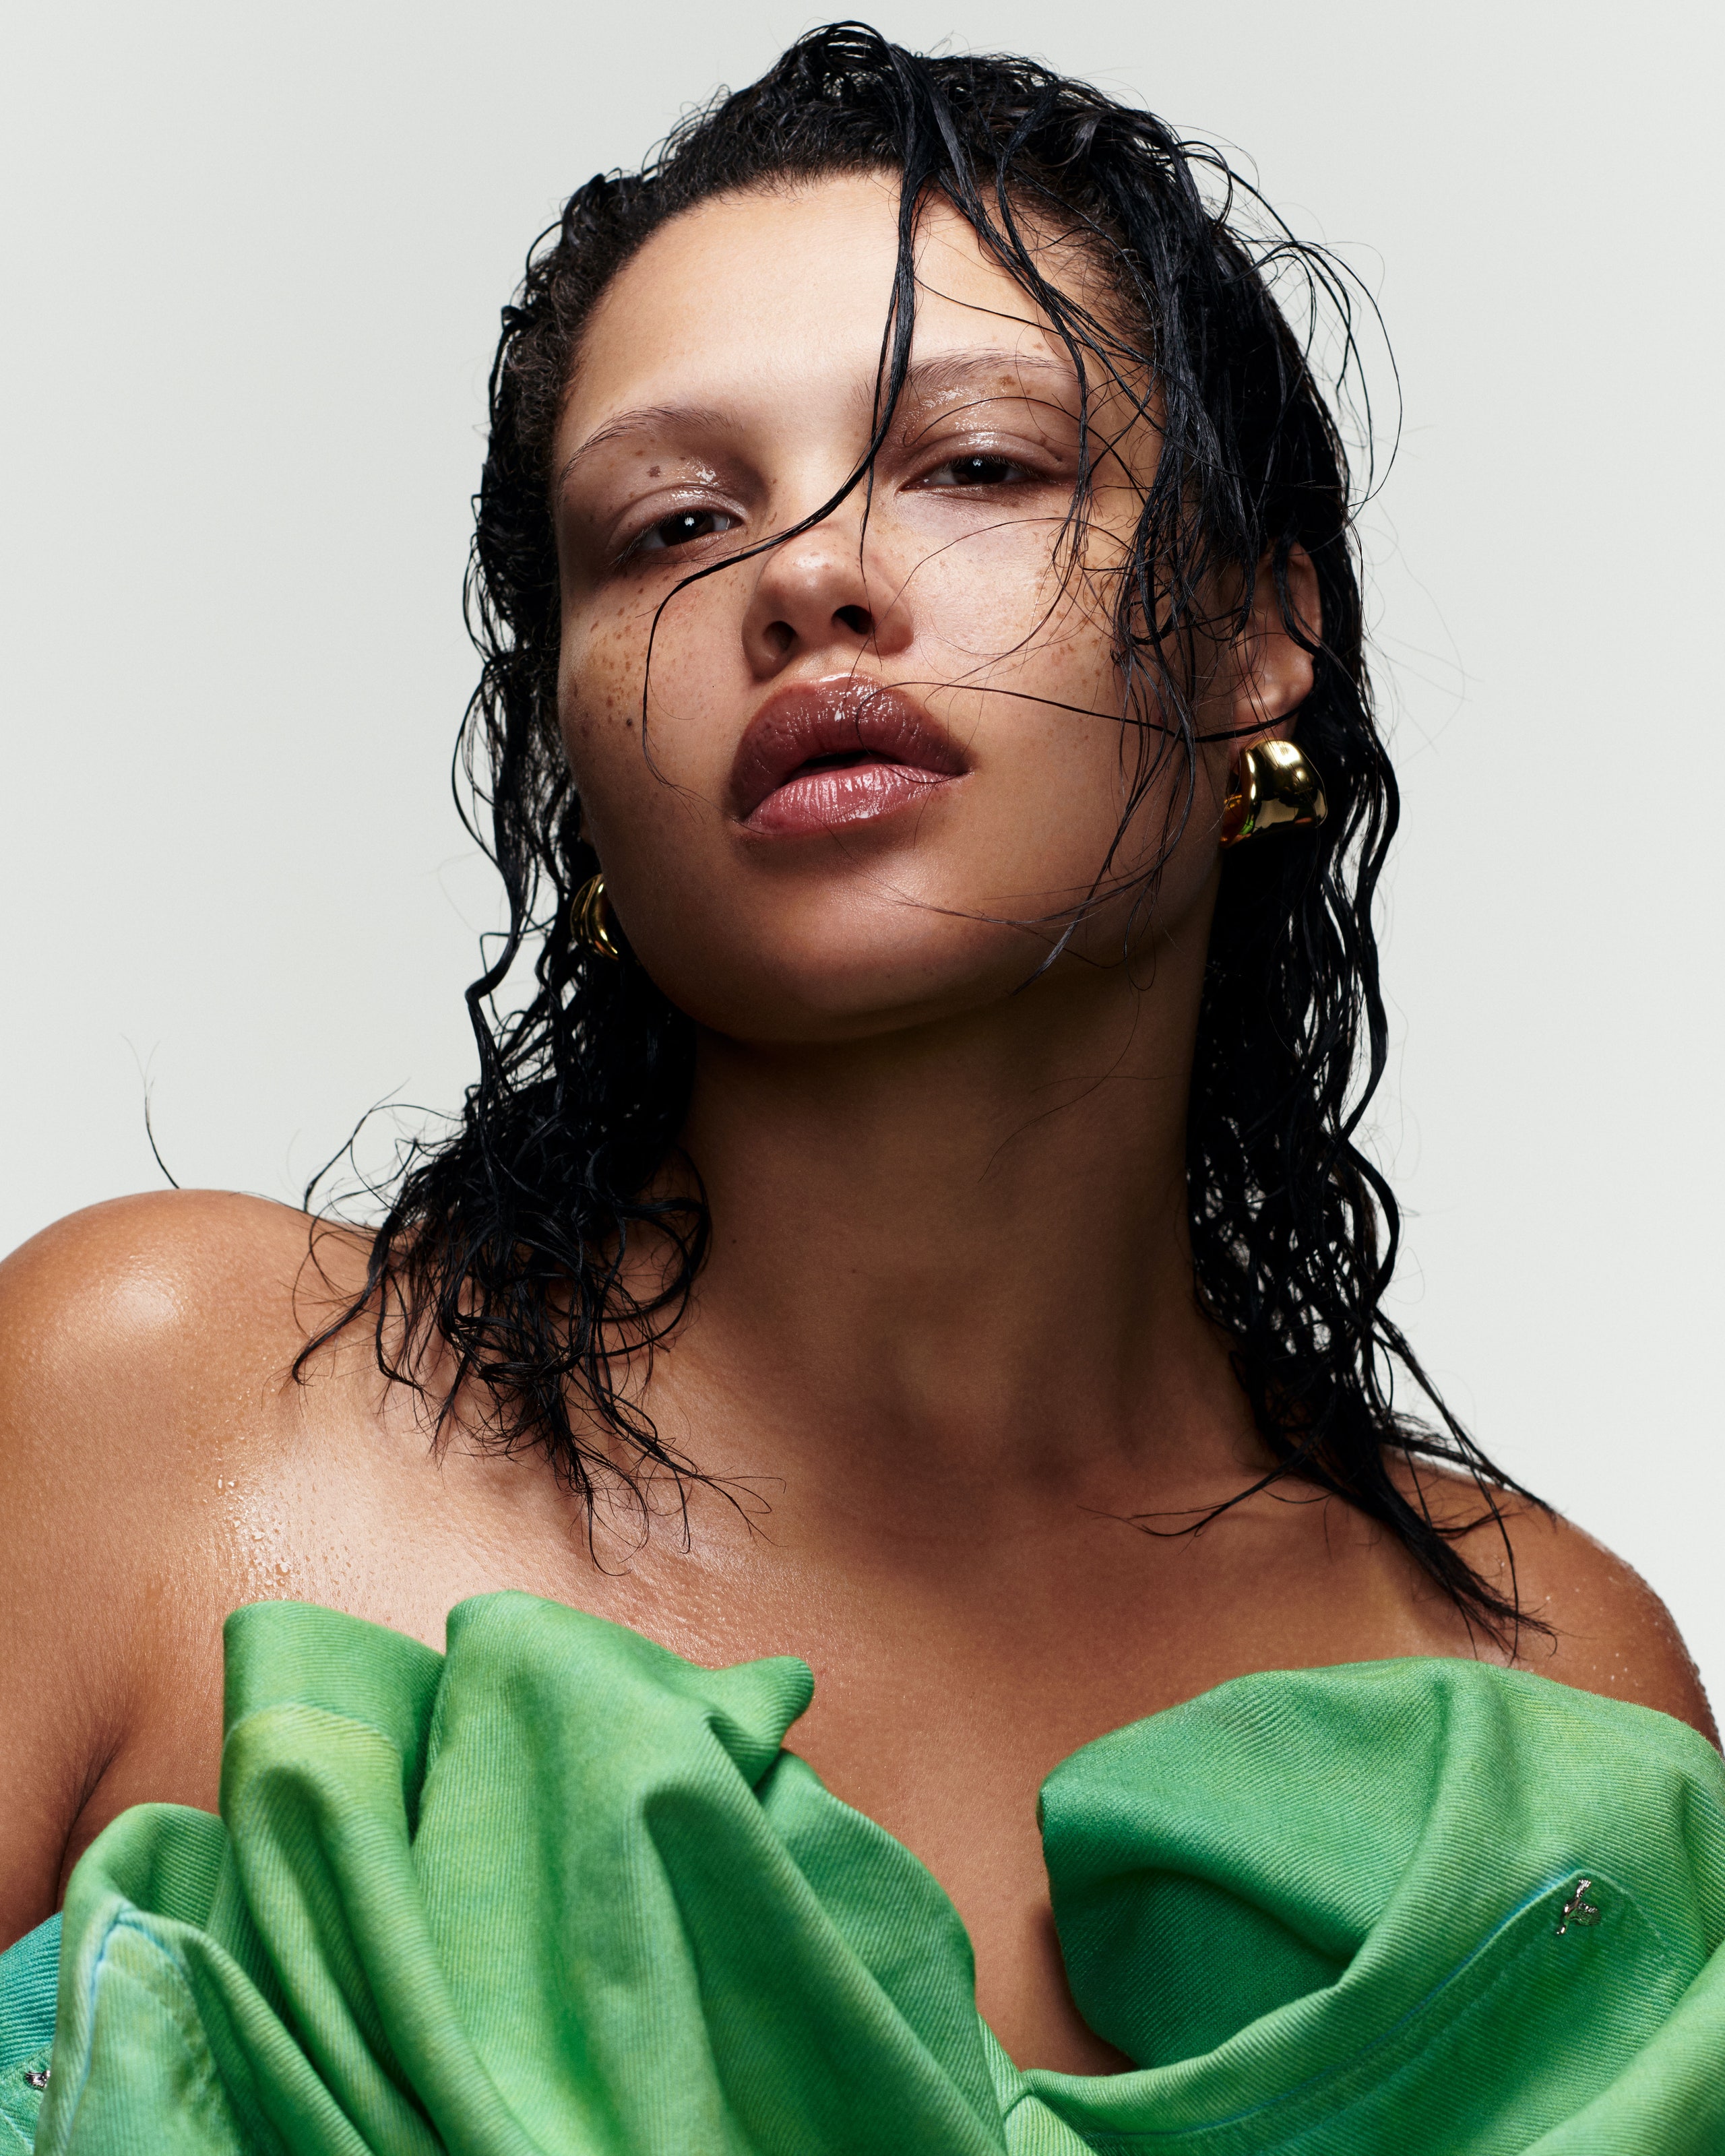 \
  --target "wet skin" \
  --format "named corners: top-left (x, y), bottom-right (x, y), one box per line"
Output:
top-left (0, 175), bottom-right (1714, 2076)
